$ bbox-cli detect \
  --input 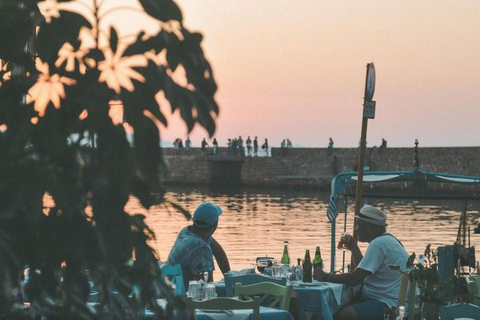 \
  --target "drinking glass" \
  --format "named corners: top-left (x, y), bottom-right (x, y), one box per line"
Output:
top-left (187, 281), bottom-right (199, 300)
top-left (264, 266), bottom-right (275, 277)
top-left (204, 284), bottom-right (217, 300)
top-left (337, 232), bottom-right (349, 251)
